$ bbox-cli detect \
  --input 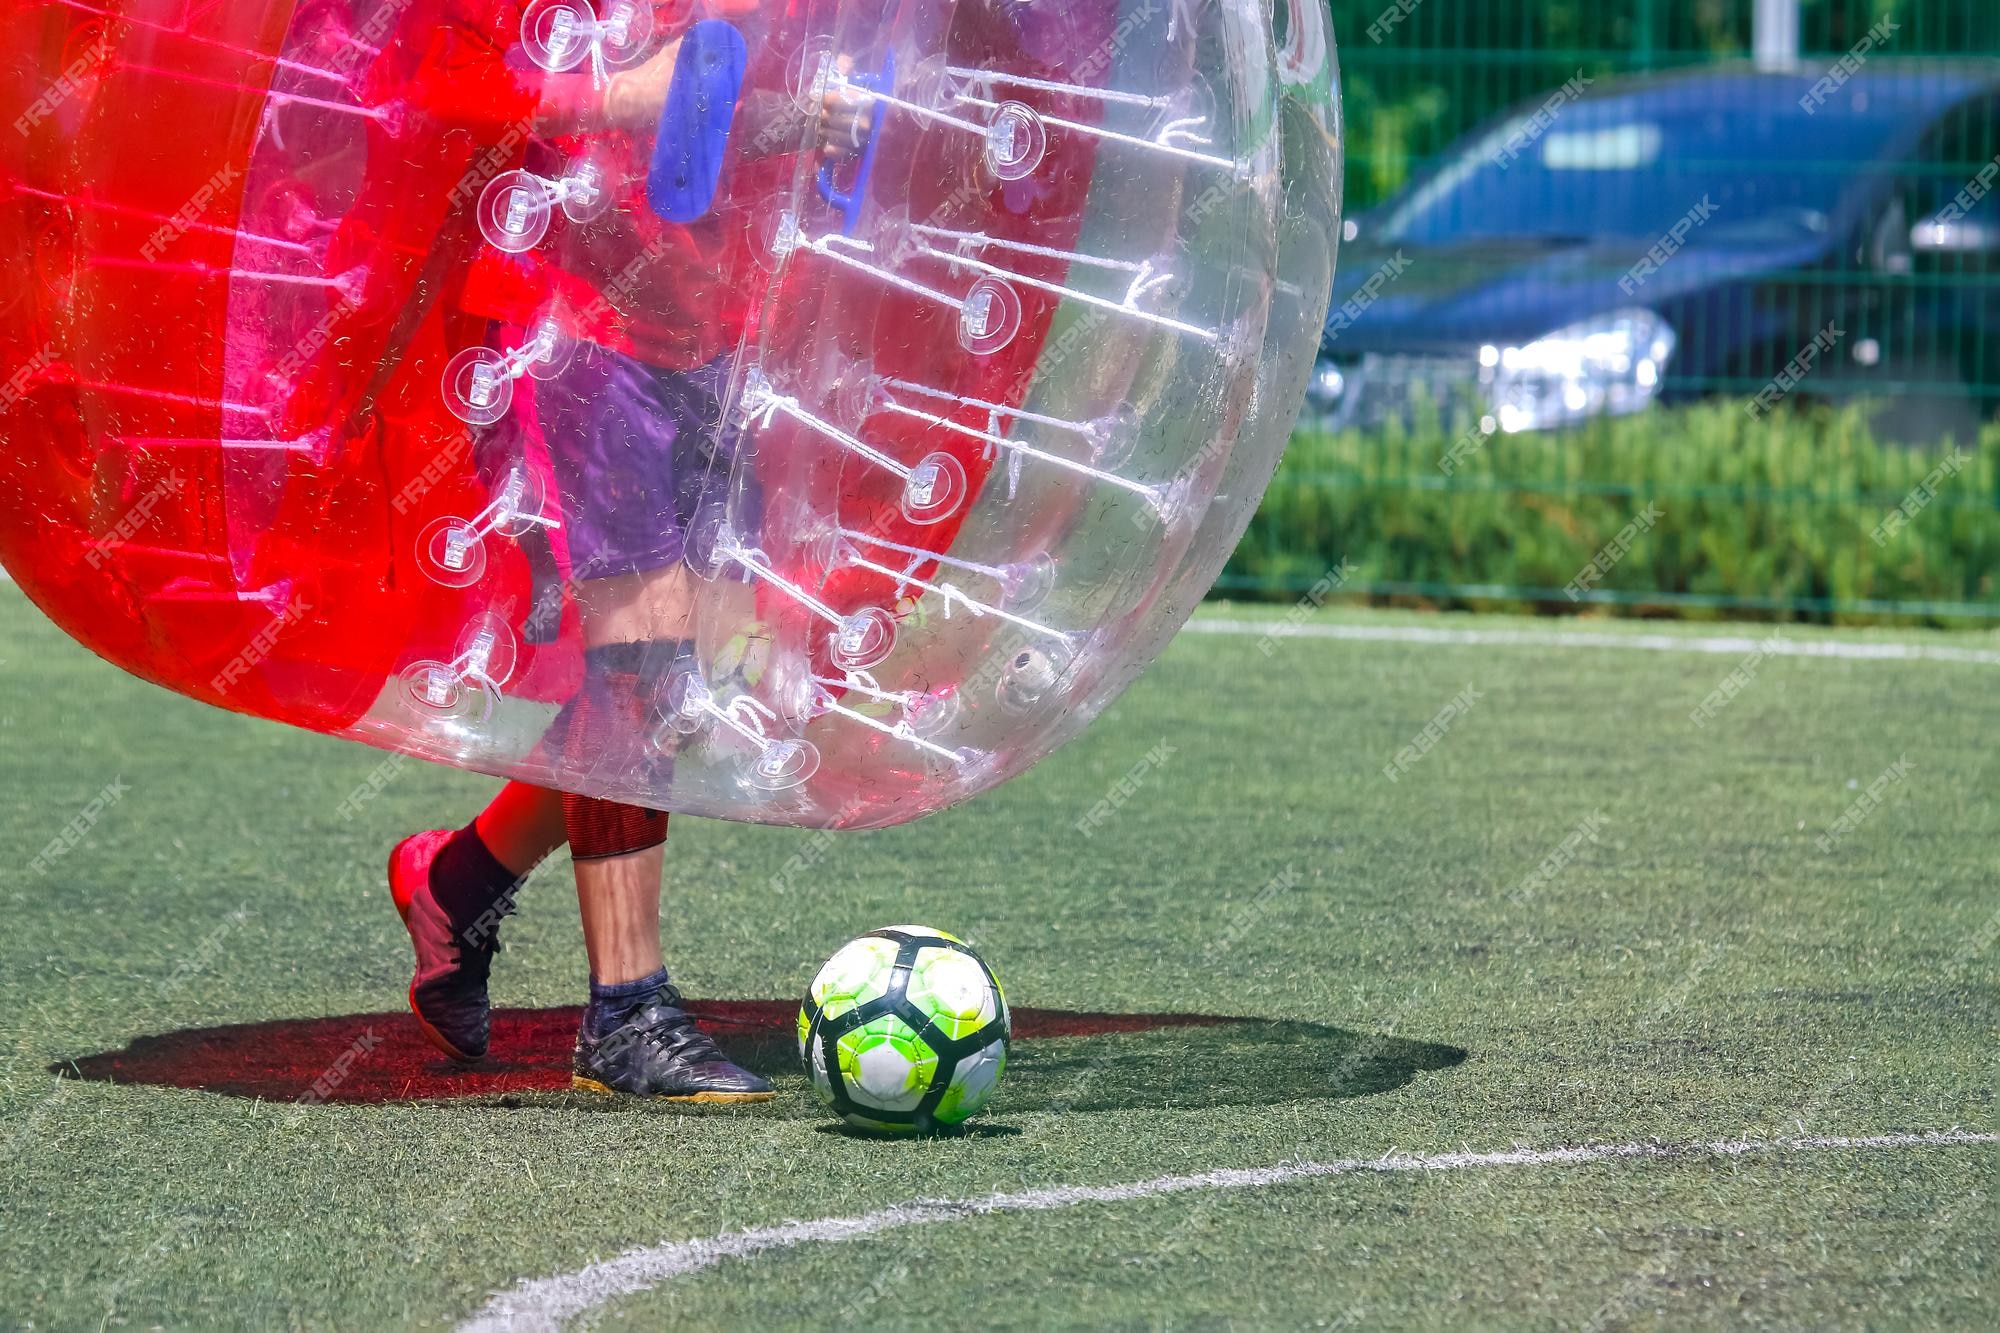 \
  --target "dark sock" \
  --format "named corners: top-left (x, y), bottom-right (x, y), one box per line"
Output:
top-left (428, 823), bottom-right (527, 941)
top-left (584, 967), bottom-right (672, 1037)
